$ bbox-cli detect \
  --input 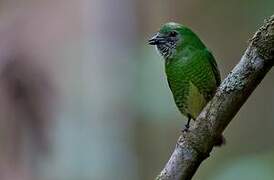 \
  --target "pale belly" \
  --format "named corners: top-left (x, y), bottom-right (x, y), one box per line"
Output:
top-left (174, 81), bottom-right (207, 119)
